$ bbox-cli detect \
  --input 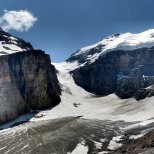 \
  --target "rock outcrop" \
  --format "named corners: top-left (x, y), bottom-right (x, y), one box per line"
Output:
top-left (0, 28), bottom-right (33, 55)
top-left (0, 28), bottom-right (61, 124)
top-left (135, 85), bottom-right (154, 100)
top-left (66, 29), bottom-right (154, 100)
top-left (70, 48), bottom-right (154, 99)
top-left (0, 50), bottom-right (61, 124)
